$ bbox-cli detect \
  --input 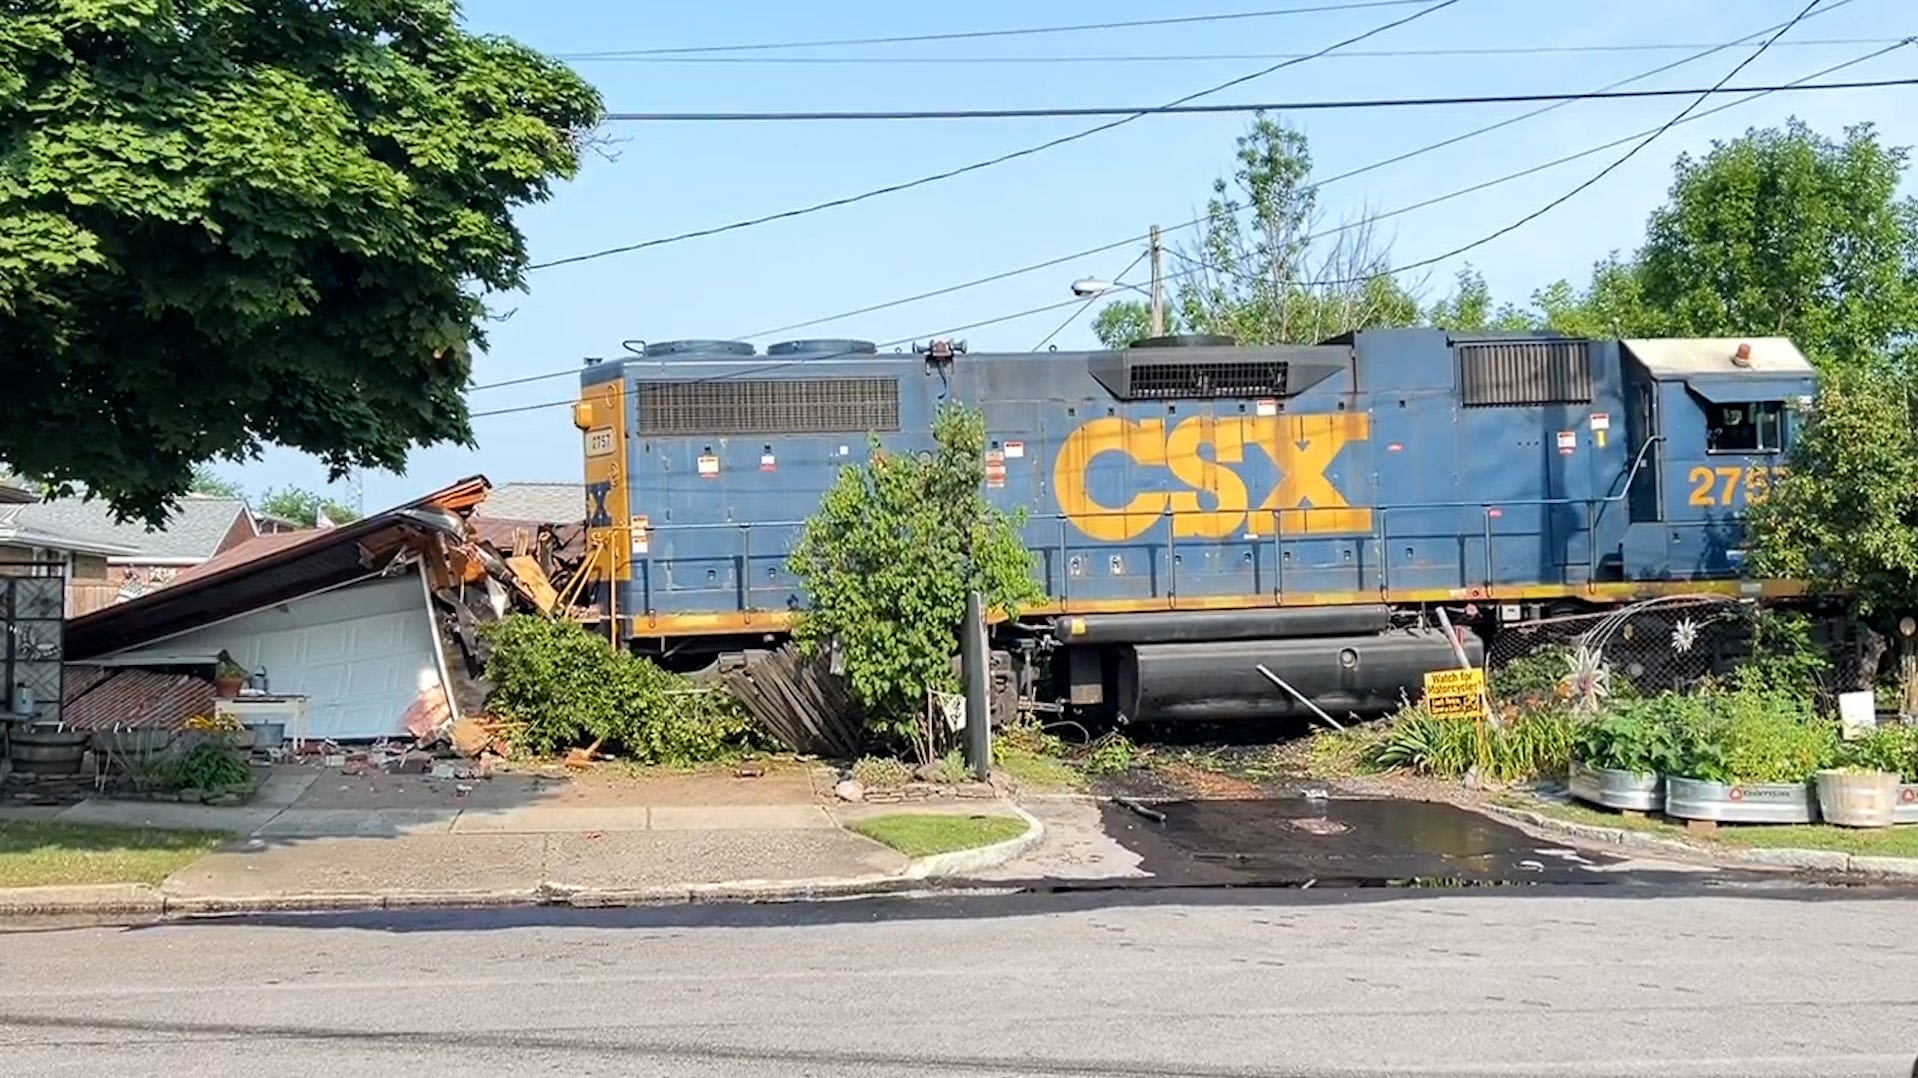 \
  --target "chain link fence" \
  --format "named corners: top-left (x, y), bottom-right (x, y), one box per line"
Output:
top-left (1484, 596), bottom-right (1769, 704)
